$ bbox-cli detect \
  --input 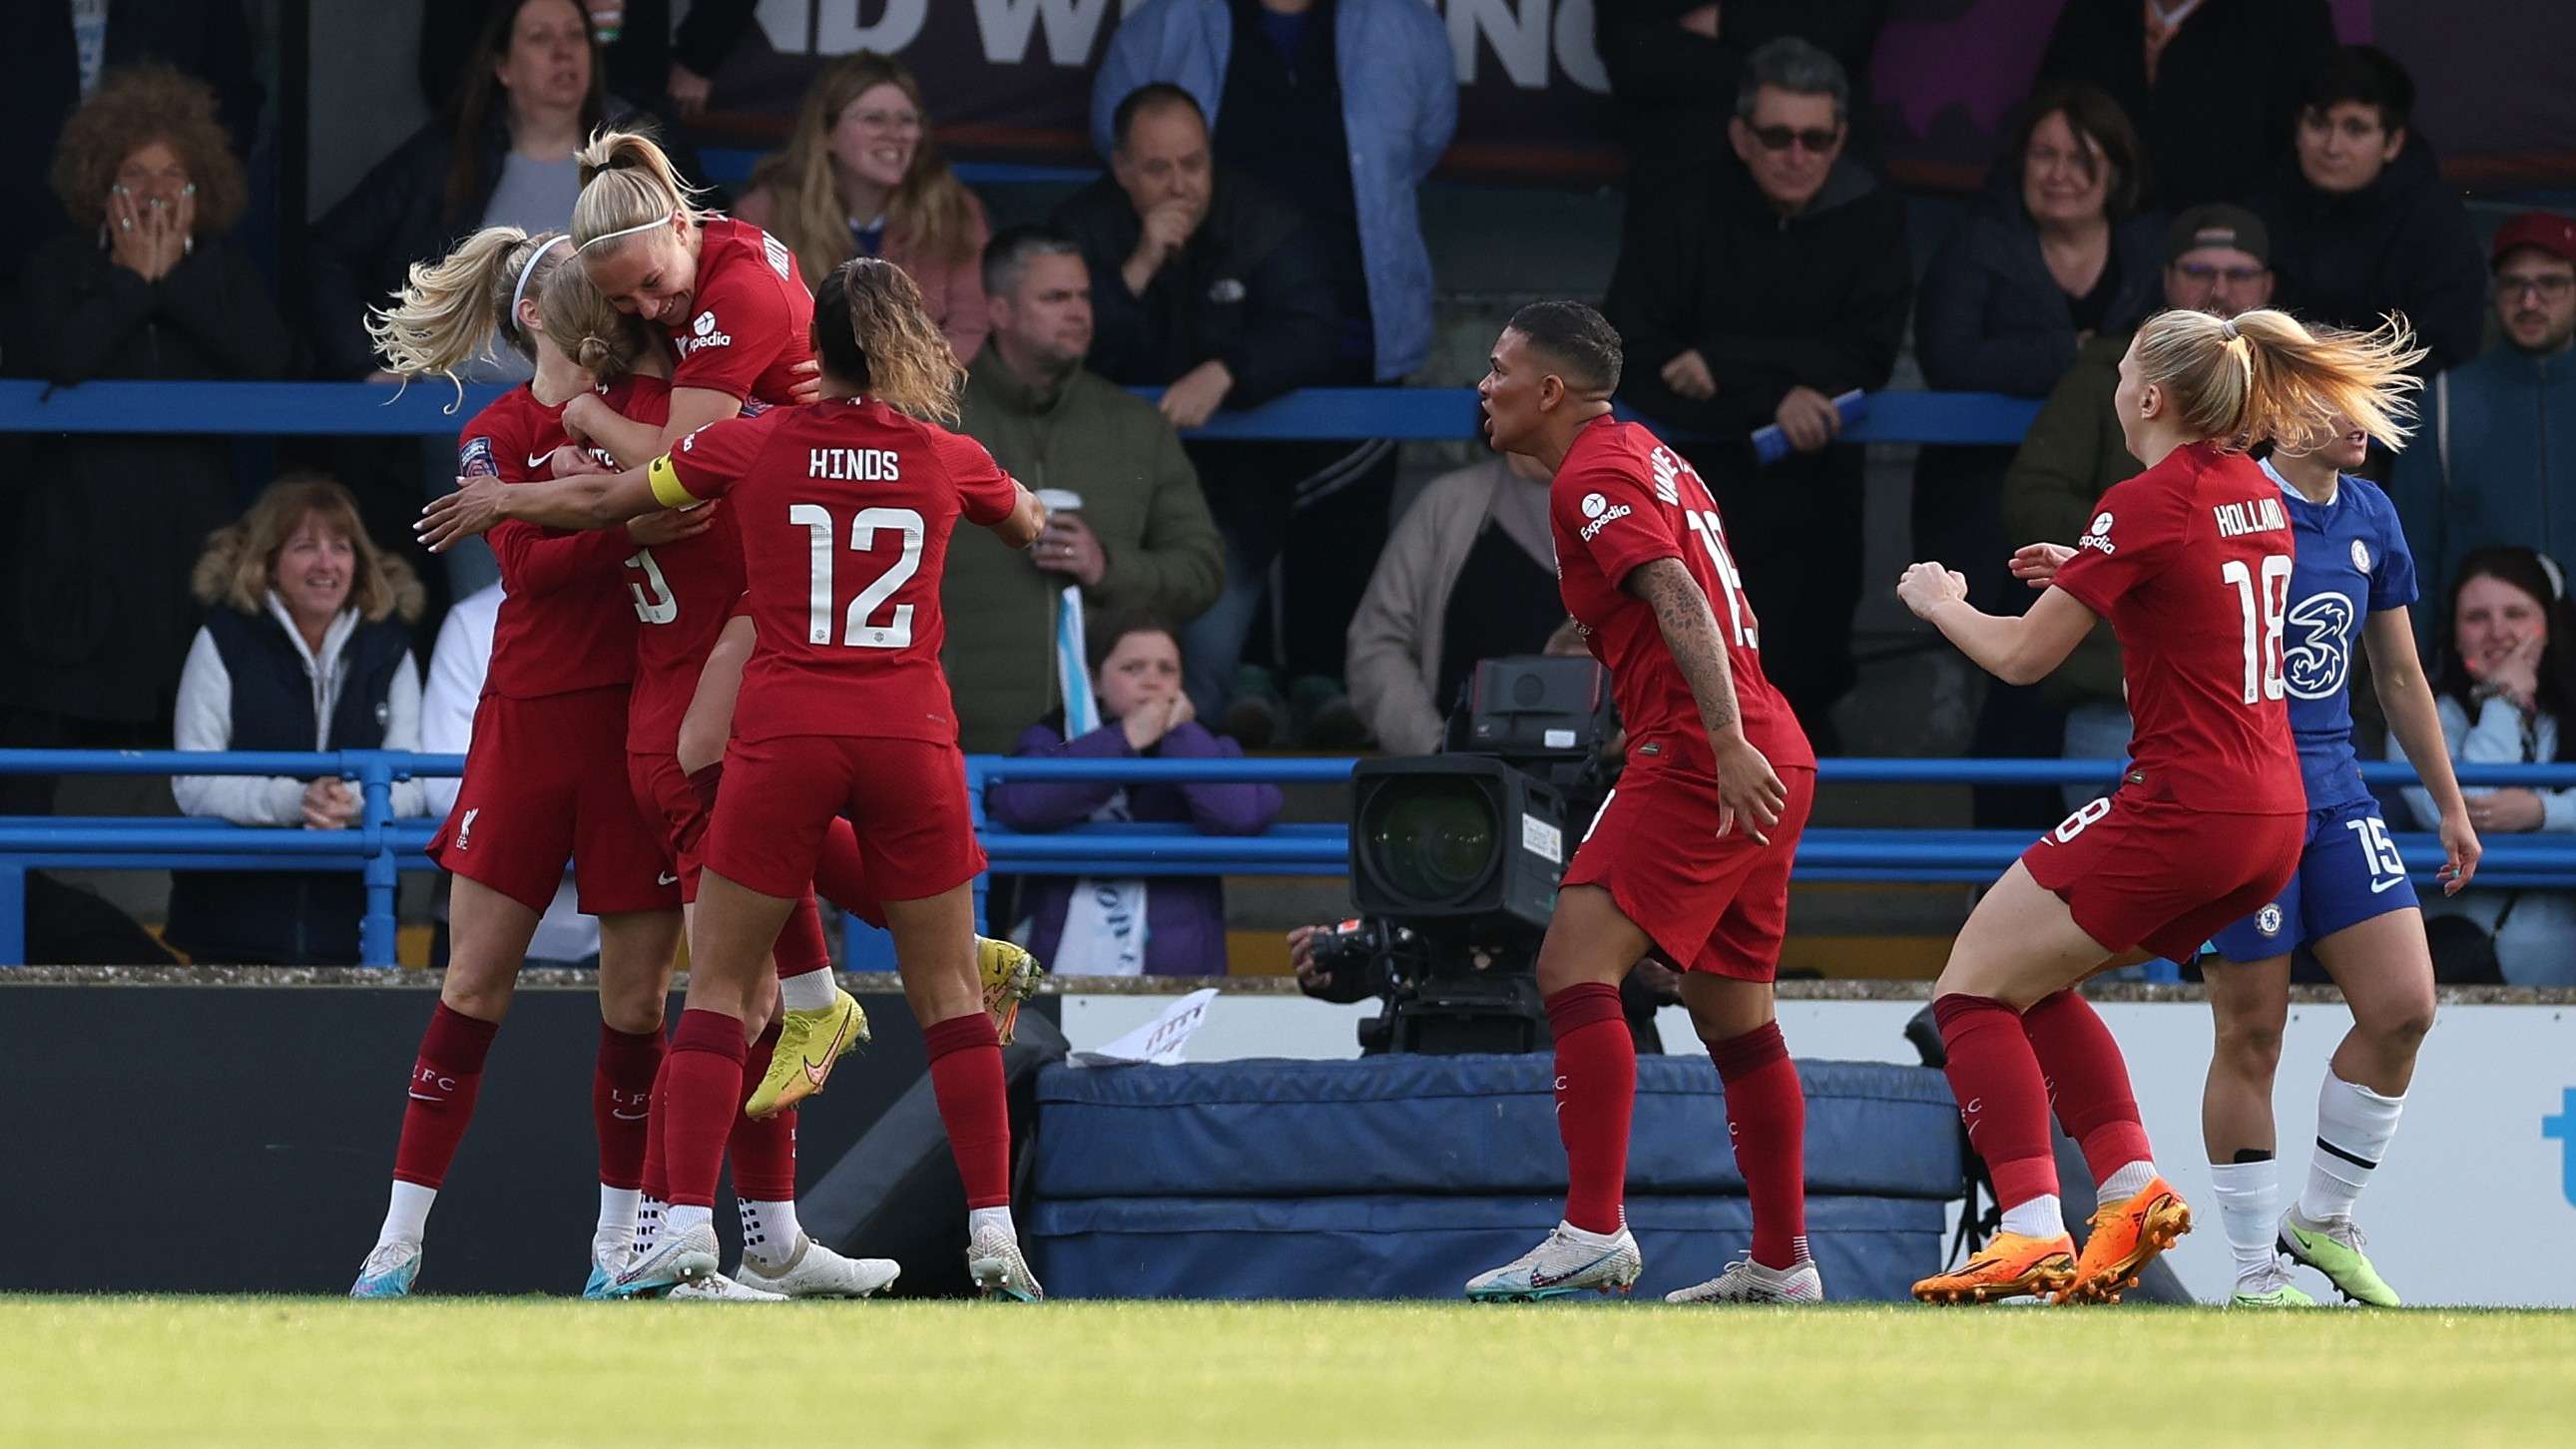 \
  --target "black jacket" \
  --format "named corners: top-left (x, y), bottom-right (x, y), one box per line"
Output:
top-left (1606, 154), bottom-right (1911, 448)
top-left (1914, 182), bottom-right (2164, 396)
top-left (165, 609), bottom-right (415, 966)
top-left (1050, 172), bottom-right (1343, 407)
top-left (306, 99), bottom-right (703, 377)
top-left (1595, 1), bottom-right (1888, 196)
top-left (7, 231), bottom-right (293, 726)
top-left (2253, 140), bottom-right (2489, 374)
top-left (2038, 0), bottom-right (2337, 211)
